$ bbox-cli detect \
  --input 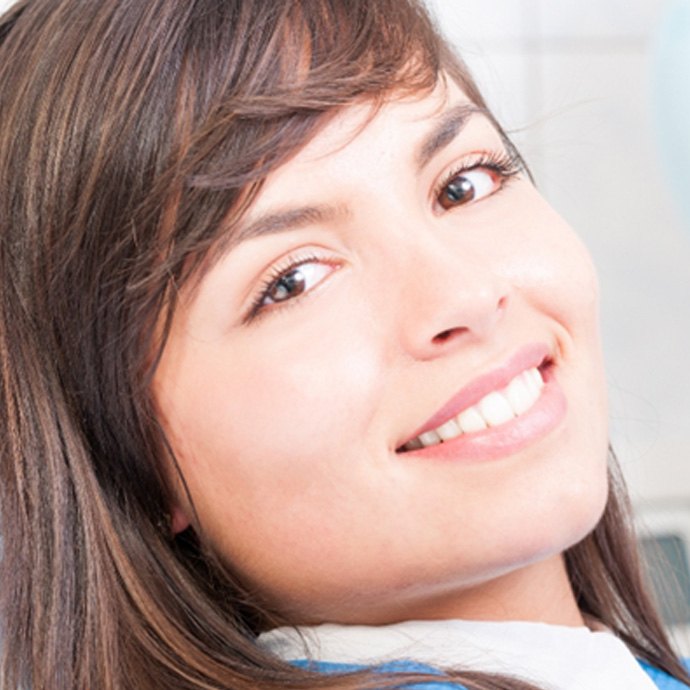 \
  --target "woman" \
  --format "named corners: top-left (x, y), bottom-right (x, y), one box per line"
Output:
top-left (0, 1), bottom-right (687, 688)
